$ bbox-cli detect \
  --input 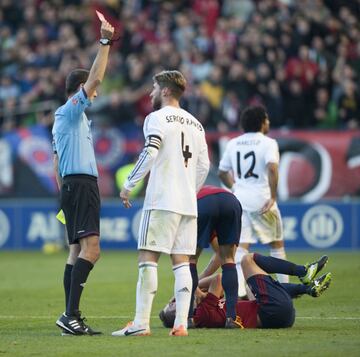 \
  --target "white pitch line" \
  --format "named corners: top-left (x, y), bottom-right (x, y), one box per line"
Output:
top-left (0, 315), bottom-right (359, 320)
top-left (296, 317), bottom-right (360, 320)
